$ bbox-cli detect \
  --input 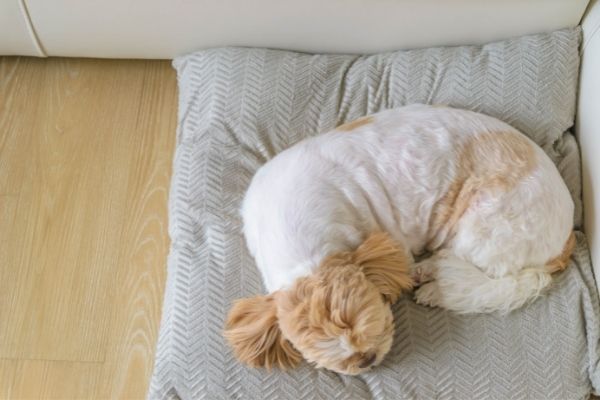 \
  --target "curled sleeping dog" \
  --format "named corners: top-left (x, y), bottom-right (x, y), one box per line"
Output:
top-left (224, 104), bottom-right (575, 375)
